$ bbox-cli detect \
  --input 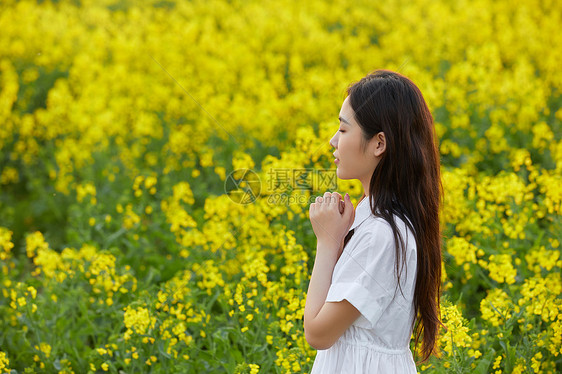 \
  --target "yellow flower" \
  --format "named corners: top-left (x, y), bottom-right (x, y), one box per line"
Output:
top-left (122, 204), bottom-right (141, 229)
top-left (97, 348), bottom-right (107, 355)
top-left (512, 363), bottom-right (526, 374)
top-left (0, 227), bottom-right (14, 261)
top-left (446, 236), bottom-right (479, 266)
top-left (123, 305), bottom-right (156, 340)
top-left (27, 286), bottom-right (37, 299)
top-left (35, 342), bottom-right (51, 358)
top-left (25, 231), bottom-right (49, 258)
top-left (486, 254), bottom-right (517, 284)
top-left (526, 246), bottom-right (560, 273)
top-left (531, 352), bottom-right (542, 373)
top-left (519, 274), bottom-right (561, 322)
top-left (439, 301), bottom-right (472, 354)
top-left (144, 176), bottom-right (157, 189)
top-left (76, 182), bottom-right (96, 203)
top-left (468, 349), bottom-right (482, 358)
top-left (481, 289), bottom-right (516, 327)
top-left (0, 351), bottom-right (9, 371)
top-left (493, 355), bottom-right (502, 369)
top-left (0, 166), bottom-right (19, 185)
top-left (214, 166), bottom-right (227, 181)
top-left (232, 151), bottom-right (255, 170)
